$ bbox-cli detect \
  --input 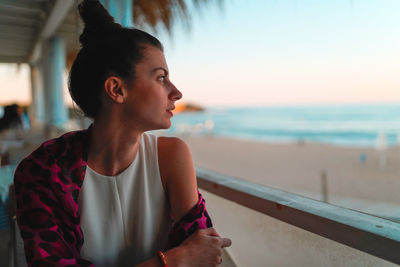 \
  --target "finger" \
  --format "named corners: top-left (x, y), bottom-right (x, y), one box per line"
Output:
top-left (201, 227), bottom-right (220, 237)
top-left (220, 237), bottom-right (232, 248)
